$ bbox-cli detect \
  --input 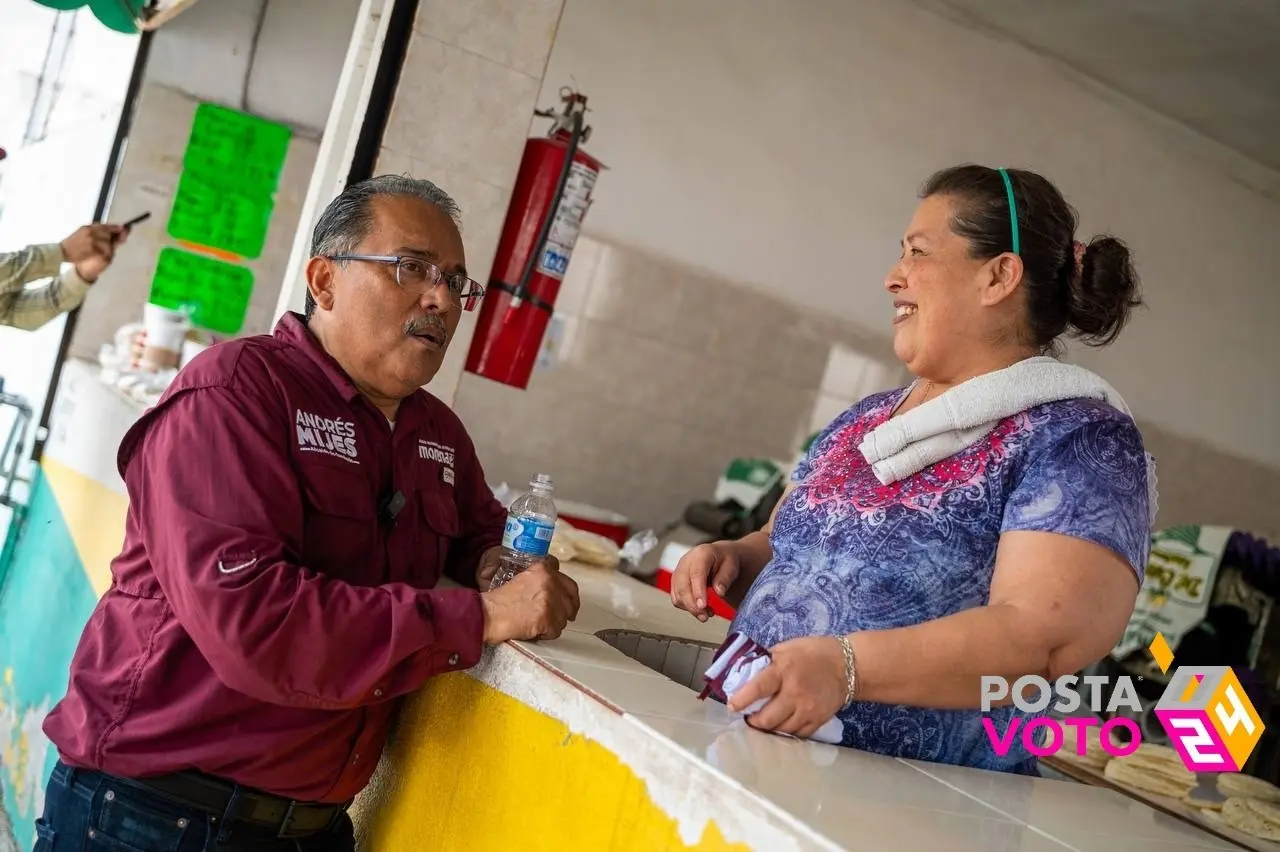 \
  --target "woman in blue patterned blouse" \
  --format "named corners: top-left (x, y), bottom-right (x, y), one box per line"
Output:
top-left (671, 164), bottom-right (1151, 774)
